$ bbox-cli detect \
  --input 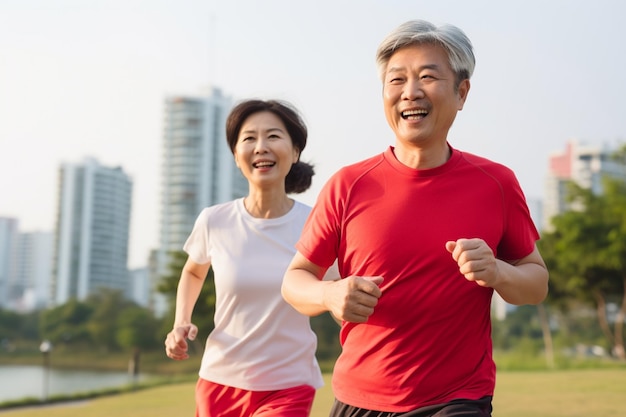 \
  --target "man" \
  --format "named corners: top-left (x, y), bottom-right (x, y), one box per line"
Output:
top-left (281, 20), bottom-right (549, 416)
